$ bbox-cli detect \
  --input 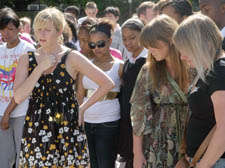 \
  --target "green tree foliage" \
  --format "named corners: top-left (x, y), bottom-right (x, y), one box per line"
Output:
top-left (3, 0), bottom-right (199, 24)
top-left (39, 0), bottom-right (147, 23)
top-left (38, 0), bottom-right (199, 20)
